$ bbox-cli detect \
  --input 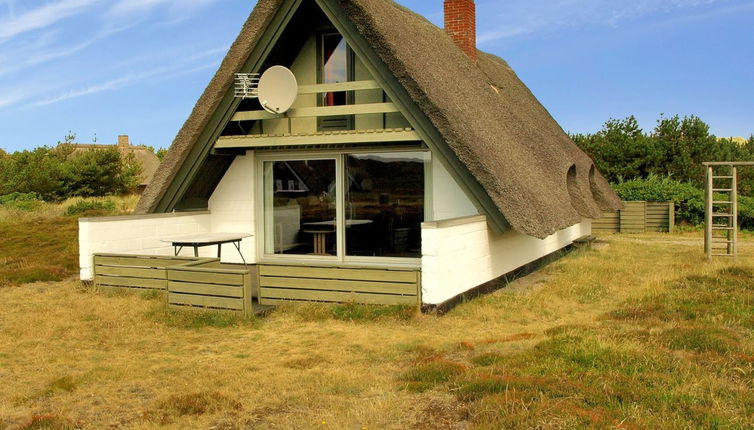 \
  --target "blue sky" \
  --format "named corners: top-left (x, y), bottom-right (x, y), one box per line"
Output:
top-left (0, 0), bottom-right (752, 152)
